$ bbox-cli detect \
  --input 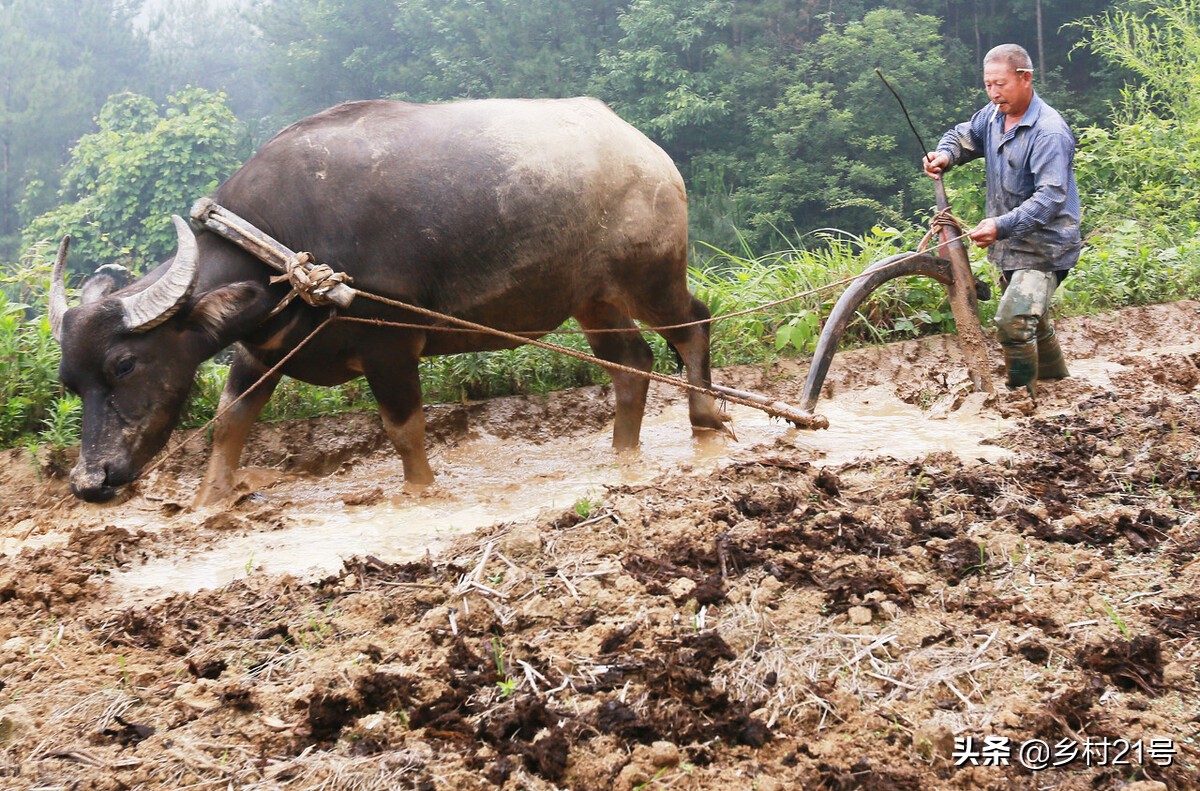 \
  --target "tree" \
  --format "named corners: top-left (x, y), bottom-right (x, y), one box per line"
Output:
top-left (259, 0), bottom-right (626, 117)
top-left (1068, 0), bottom-right (1200, 235)
top-left (0, 11), bottom-right (83, 245)
top-left (389, 0), bottom-right (624, 100)
top-left (0, 0), bottom-right (150, 254)
top-left (735, 9), bottom-right (974, 244)
top-left (257, 0), bottom-right (409, 120)
top-left (1072, 0), bottom-right (1200, 122)
top-left (24, 88), bottom-right (245, 273)
top-left (143, 0), bottom-right (275, 125)
top-left (591, 0), bottom-right (737, 160)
